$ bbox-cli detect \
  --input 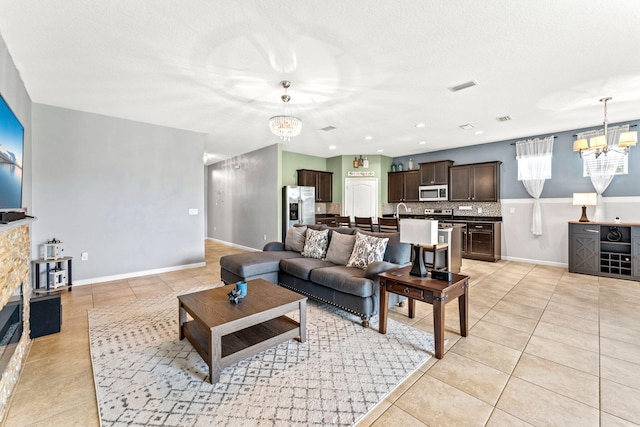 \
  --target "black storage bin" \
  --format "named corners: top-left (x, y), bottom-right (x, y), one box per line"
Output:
top-left (30, 293), bottom-right (61, 338)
